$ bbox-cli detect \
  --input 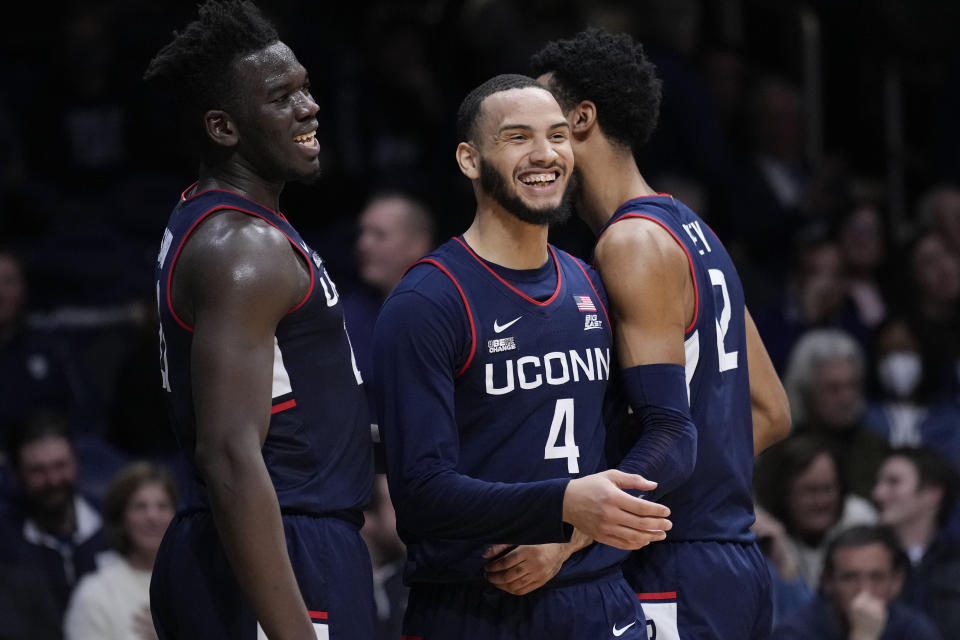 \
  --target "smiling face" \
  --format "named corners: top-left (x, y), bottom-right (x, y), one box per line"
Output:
top-left (787, 451), bottom-right (842, 539)
top-left (17, 435), bottom-right (77, 518)
top-left (123, 481), bottom-right (176, 559)
top-left (872, 455), bottom-right (939, 529)
top-left (466, 87), bottom-right (575, 225)
top-left (229, 41), bottom-right (321, 183)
